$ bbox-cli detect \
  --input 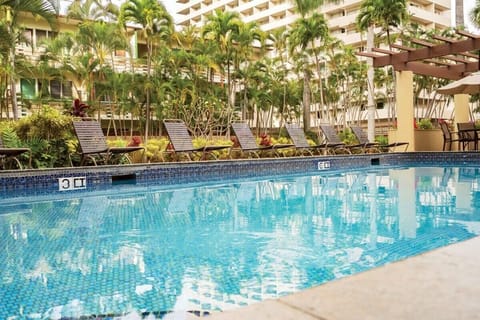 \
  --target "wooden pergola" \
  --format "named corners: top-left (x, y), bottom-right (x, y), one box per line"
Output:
top-left (357, 29), bottom-right (480, 80)
top-left (356, 29), bottom-right (480, 151)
